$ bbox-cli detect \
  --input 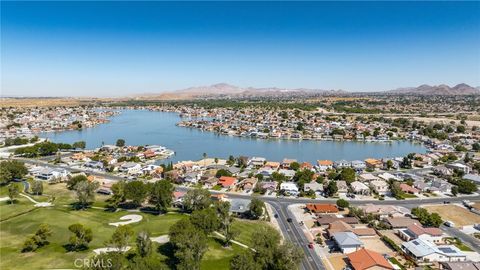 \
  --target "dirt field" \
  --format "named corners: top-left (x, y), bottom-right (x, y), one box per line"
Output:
top-left (361, 237), bottom-right (395, 255)
top-left (326, 254), bottom-right (347, 270)
top-left (424, 204), bottom-right (480, 227)
top-left (379, 230), bottom-right (404, 246)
